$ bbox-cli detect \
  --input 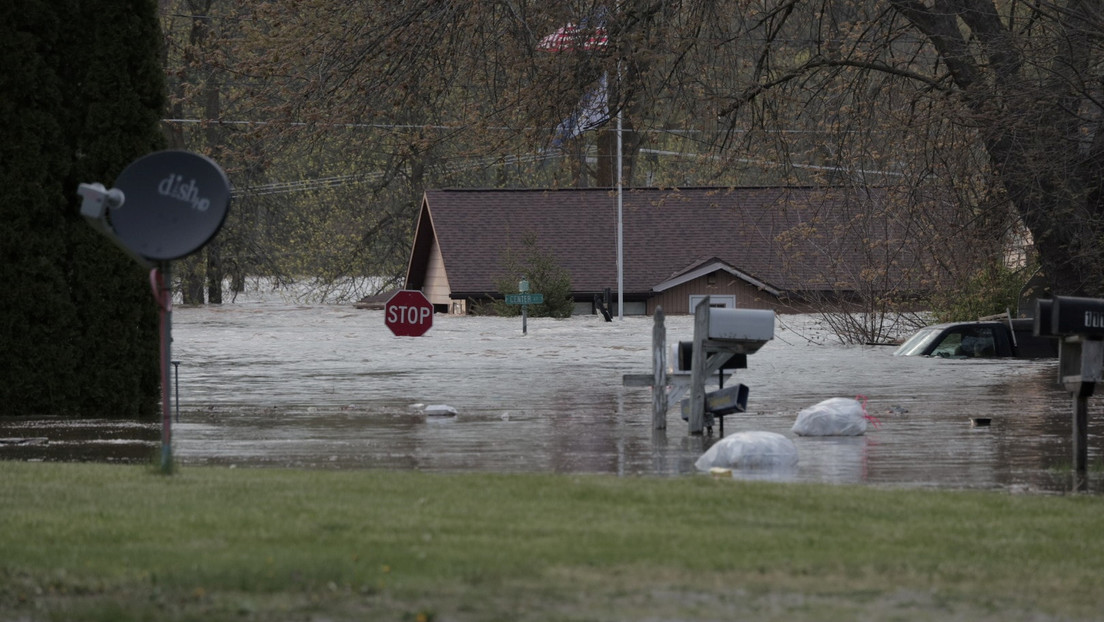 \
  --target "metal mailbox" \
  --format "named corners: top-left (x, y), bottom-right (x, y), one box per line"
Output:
top-left (675, 340), bottom-right (746, 372)
top-left (1032, 295), bottom-right (1104, 490)
top-left (1038, 296), bottom-right (1104, 337)
top-left (1033, 299), bottom-right (1054, 338)
top-left (681, 384), bottom-right (749, 420)
top-left (706, 308), bottom-right (774, 351)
